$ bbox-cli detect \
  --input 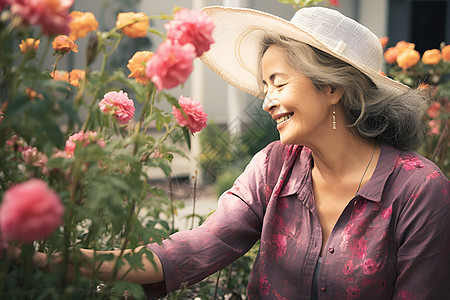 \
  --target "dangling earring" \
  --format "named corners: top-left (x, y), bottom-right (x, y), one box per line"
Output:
top-left (332, 105), bottom-right (336, 130)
